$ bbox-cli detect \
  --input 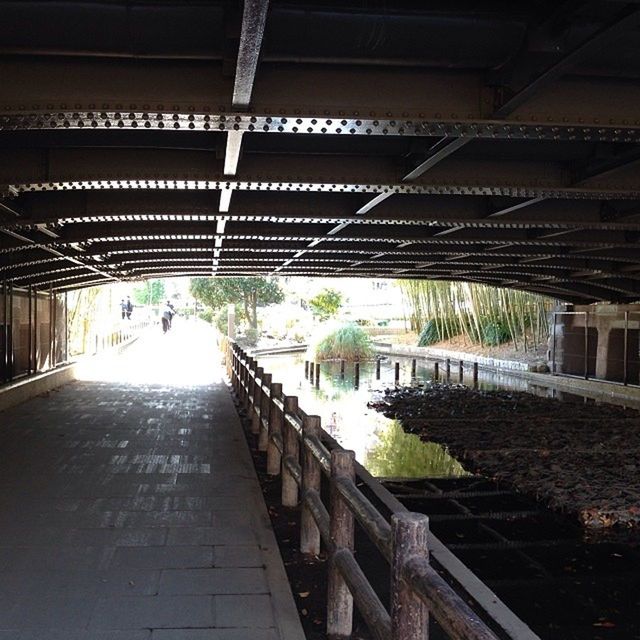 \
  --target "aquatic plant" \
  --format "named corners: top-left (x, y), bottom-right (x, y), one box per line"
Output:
top-left (312, 323), bottom-right (373, 361)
